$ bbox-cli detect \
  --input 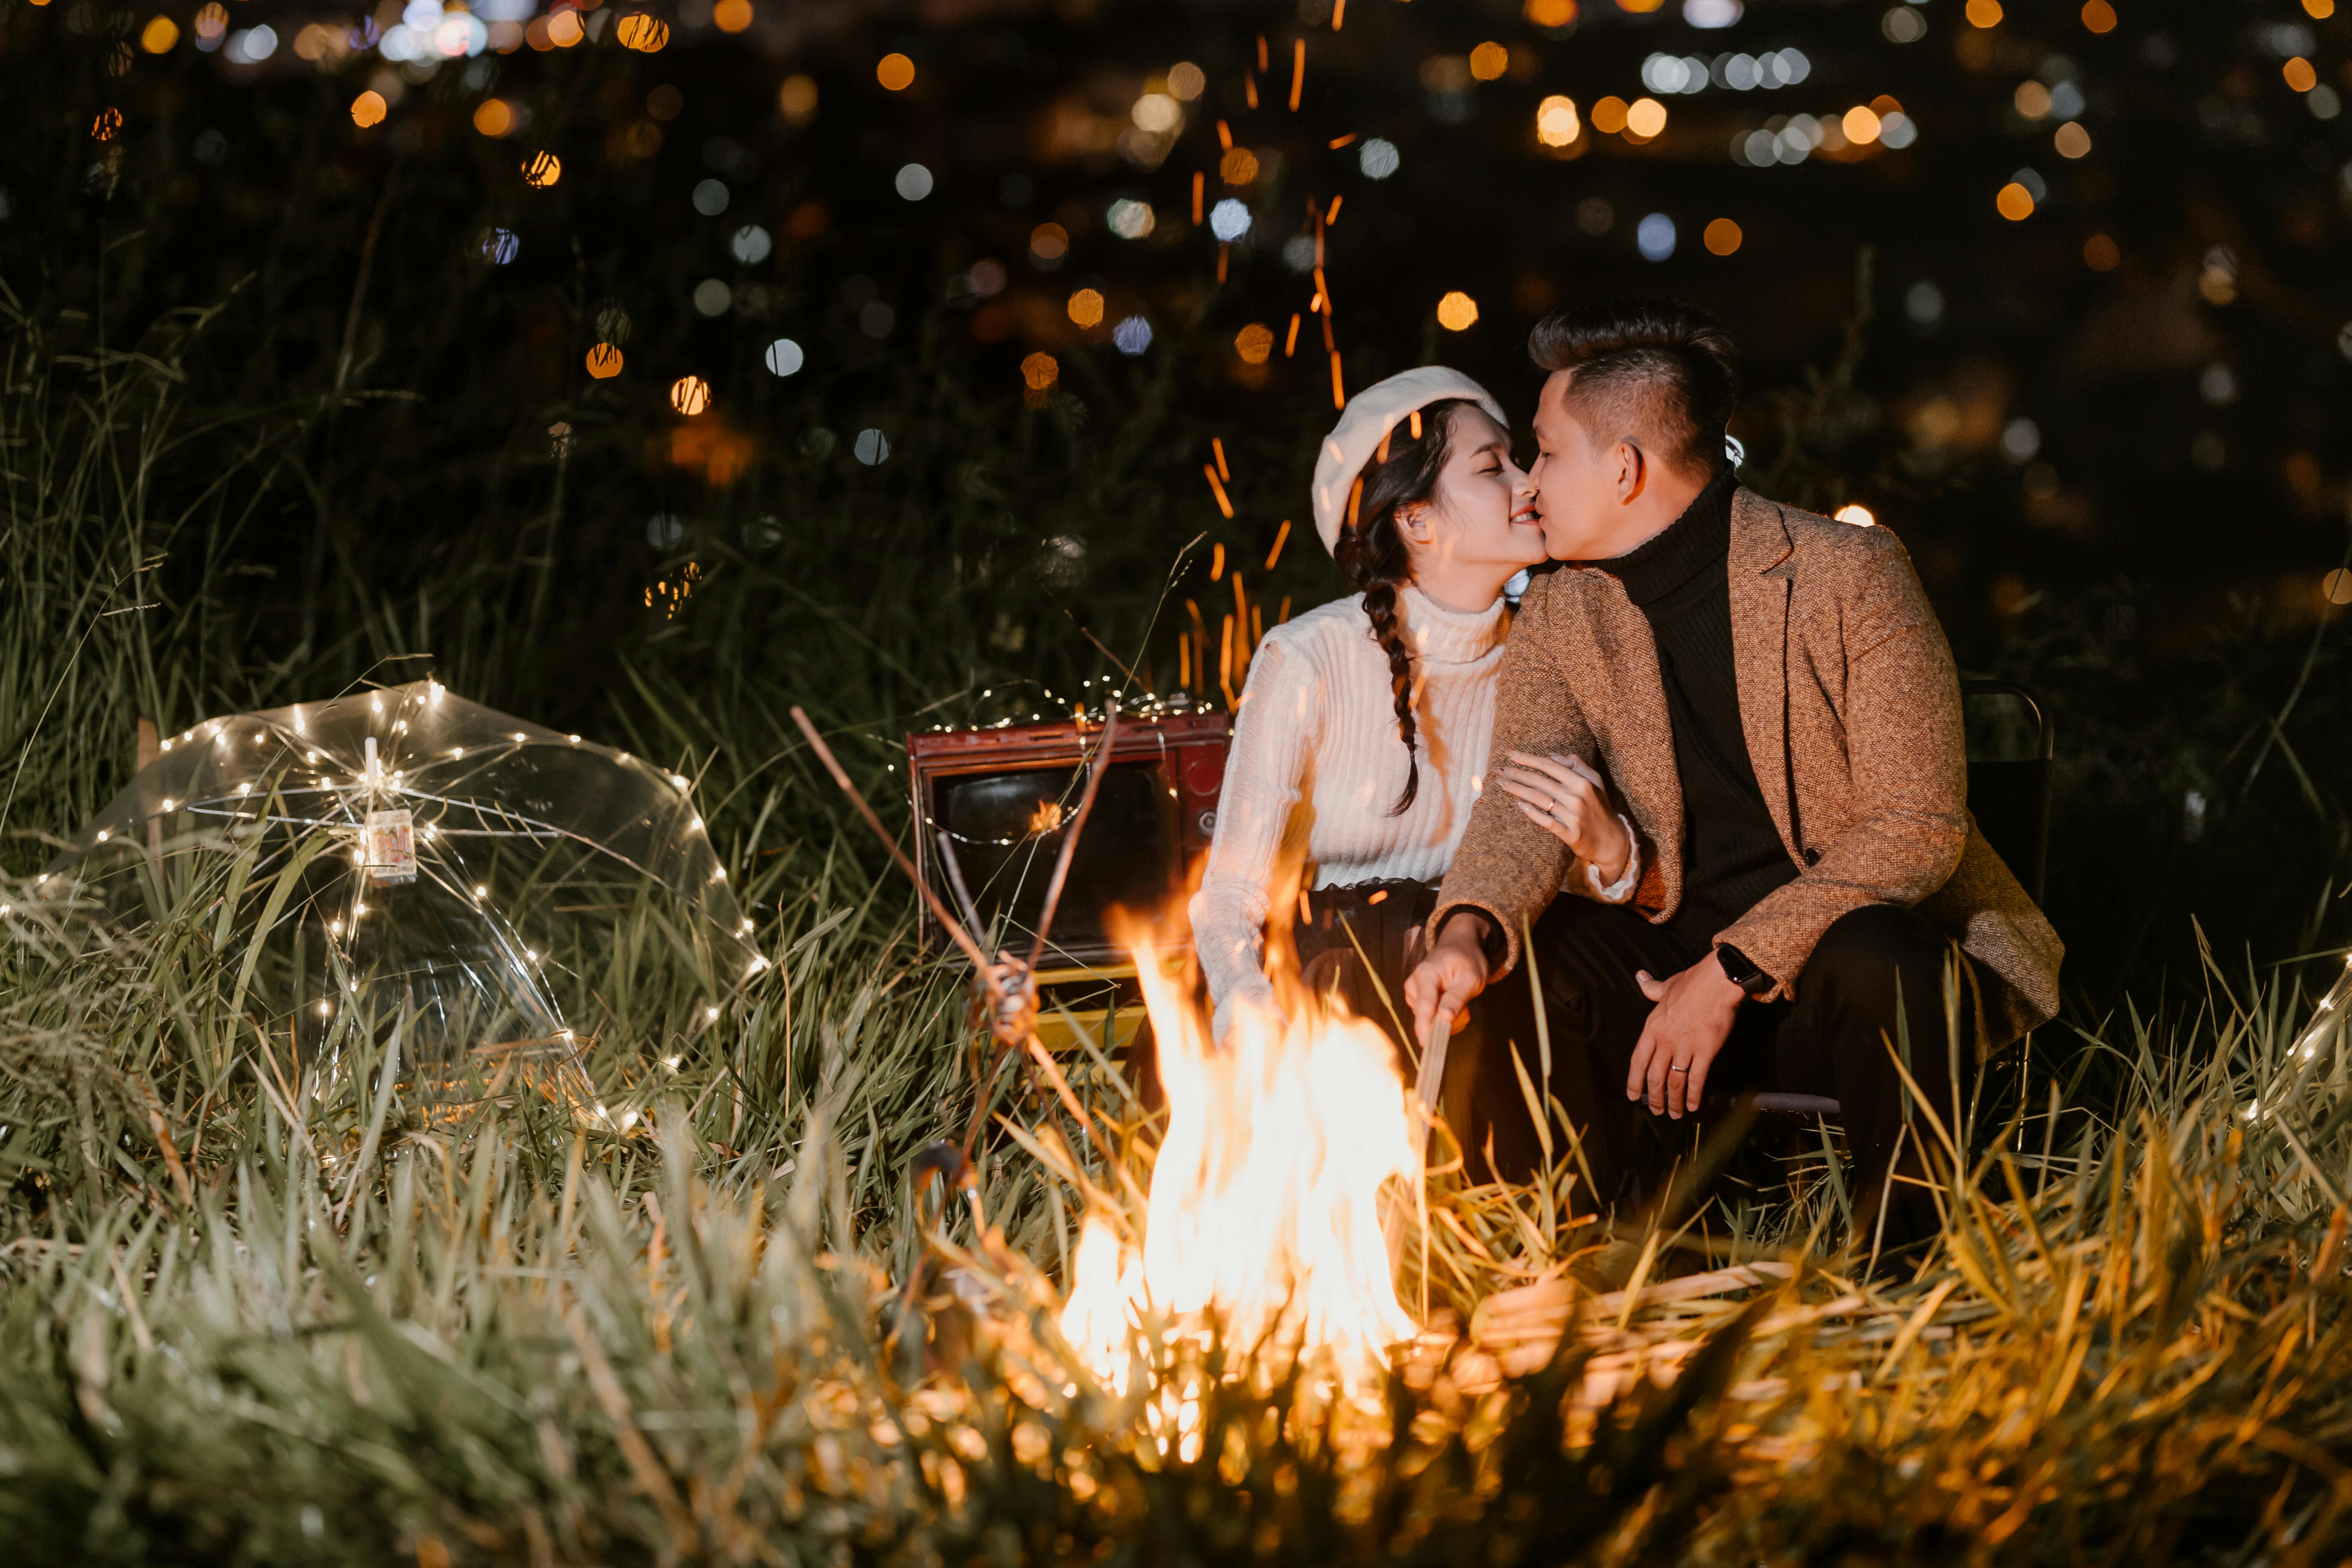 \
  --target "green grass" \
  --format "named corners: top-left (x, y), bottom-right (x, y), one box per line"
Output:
top-left (10, 216), bottom-right (2352, 1567)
